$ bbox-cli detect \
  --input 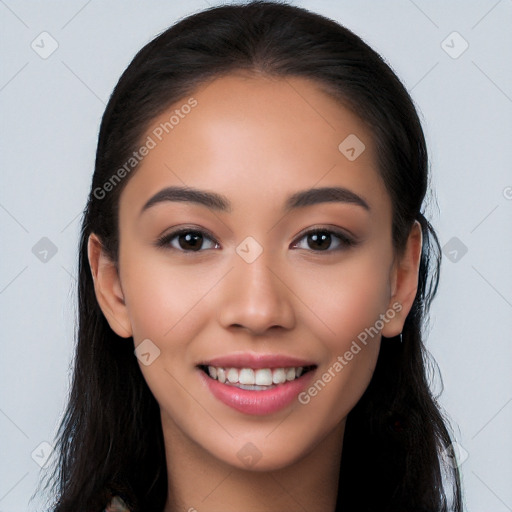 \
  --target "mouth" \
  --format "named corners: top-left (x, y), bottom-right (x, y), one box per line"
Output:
top-left (198, 364), bottom-right (316, 391)
top-left (196, 355), bottom-right (317, 415)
